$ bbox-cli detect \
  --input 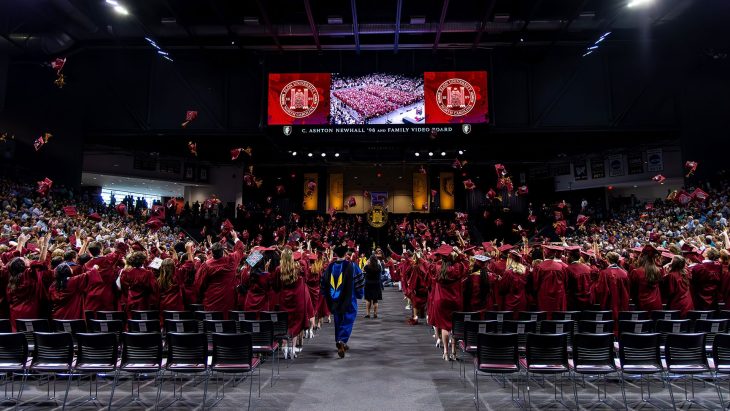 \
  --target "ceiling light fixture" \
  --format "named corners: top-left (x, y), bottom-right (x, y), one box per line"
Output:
top-left (428, 152), bottom-right (433, 157)
top-left (307, 153), bottom-right (313, 157)
top-left (334, 153), bottom-right (340, 158)
top-left (113, 5), bottom-right (129, 15)
top-left (321, 152), bottom-right (326, 157)
top-left (627, 0), bottom-right (654, 8)
top-left (458, 150), bottom-right (463, 155)
top-left (291, 151), bottom-right (297, 156)
top-left (415, 152), bottom-right (420, 157)
top-left (441, 152), bottom-right (446, 156)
